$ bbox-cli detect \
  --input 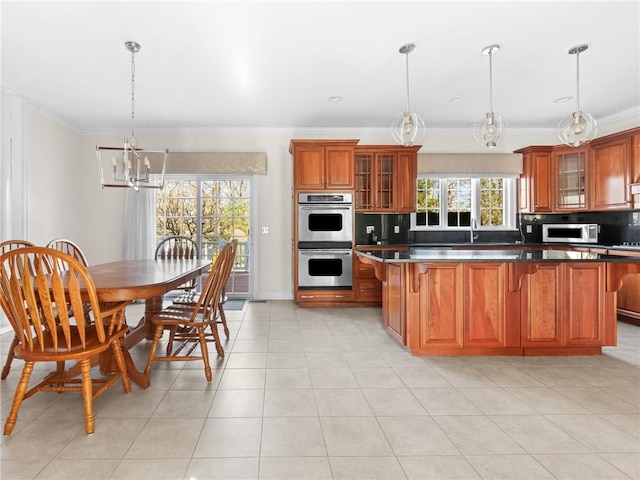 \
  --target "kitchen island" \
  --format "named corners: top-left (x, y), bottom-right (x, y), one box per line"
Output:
top-left (356, 248), bottom-right (640, 356)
